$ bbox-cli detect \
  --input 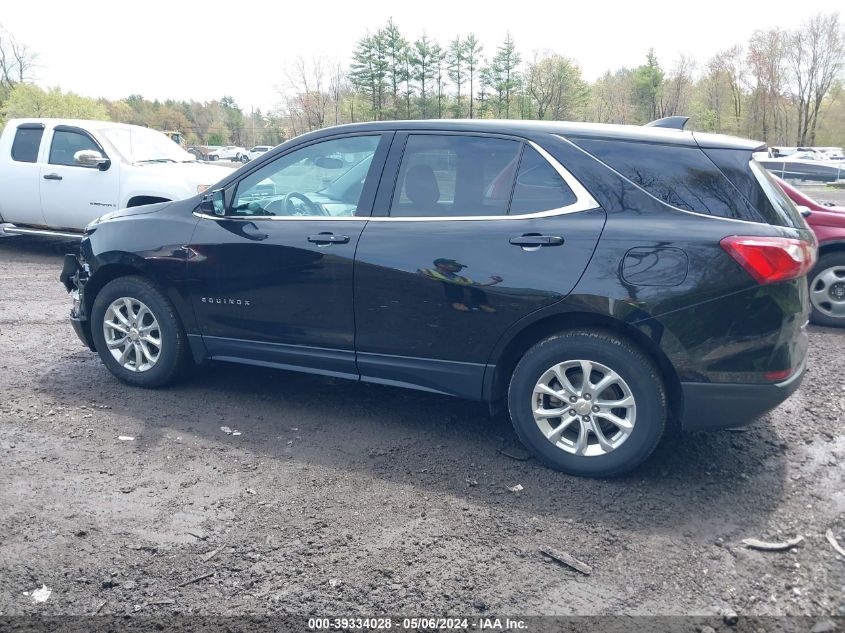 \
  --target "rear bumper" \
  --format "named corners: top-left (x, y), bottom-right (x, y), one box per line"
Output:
top-left (680, 361), bottom-right (806, 431)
